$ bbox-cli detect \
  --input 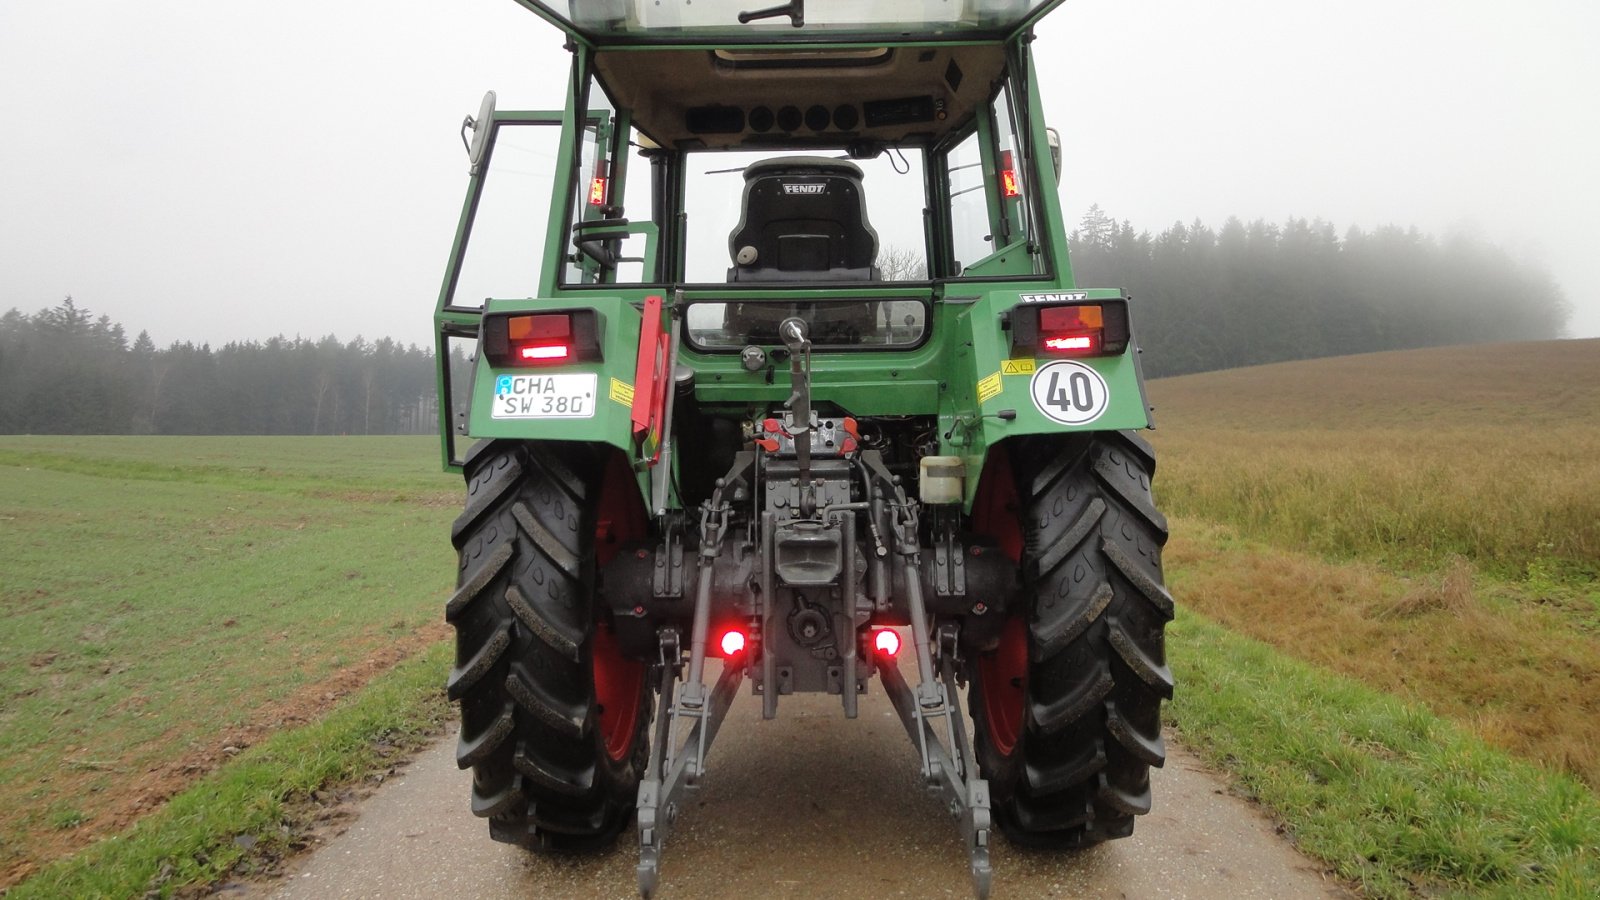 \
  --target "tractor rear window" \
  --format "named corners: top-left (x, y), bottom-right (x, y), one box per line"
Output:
top-left (684, 151), bottom-right (928, 284)
top-left (684, 299), bottom-right (928, 350)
